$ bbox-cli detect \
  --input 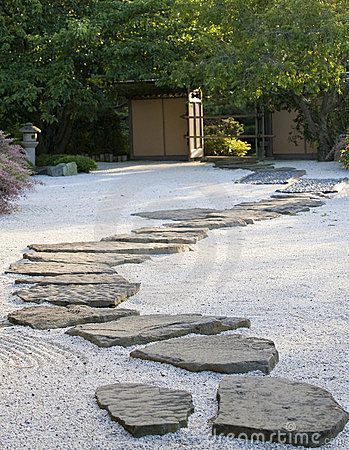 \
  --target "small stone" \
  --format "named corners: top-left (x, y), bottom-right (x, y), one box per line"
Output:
top-left (6, 262), bottom-right (114, 276)
top-left (47, 163), bottom-right (68, 177)
top-left (8, 305), bottom-right (139, 330)
top-left (212, 376), bottom-right (349, 447)
top-left (28, 241), bottom-right (192, 255)
top-left (131, 334), bottom-right (279, 374)
top-left (15, 273), bottom-right (129, 285)
top-left (65, 162), bottom-right (78, 176)
top-left (95, 383), bottom-right (194, 437)
top-left (15, 283), bottom-right (140, 307)
top-left (66, 314), bottom-right (251, 347)
top-left (46, 162), bottom-right (77, 177)
top-left (23, 252), bottom-right (151, 266)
